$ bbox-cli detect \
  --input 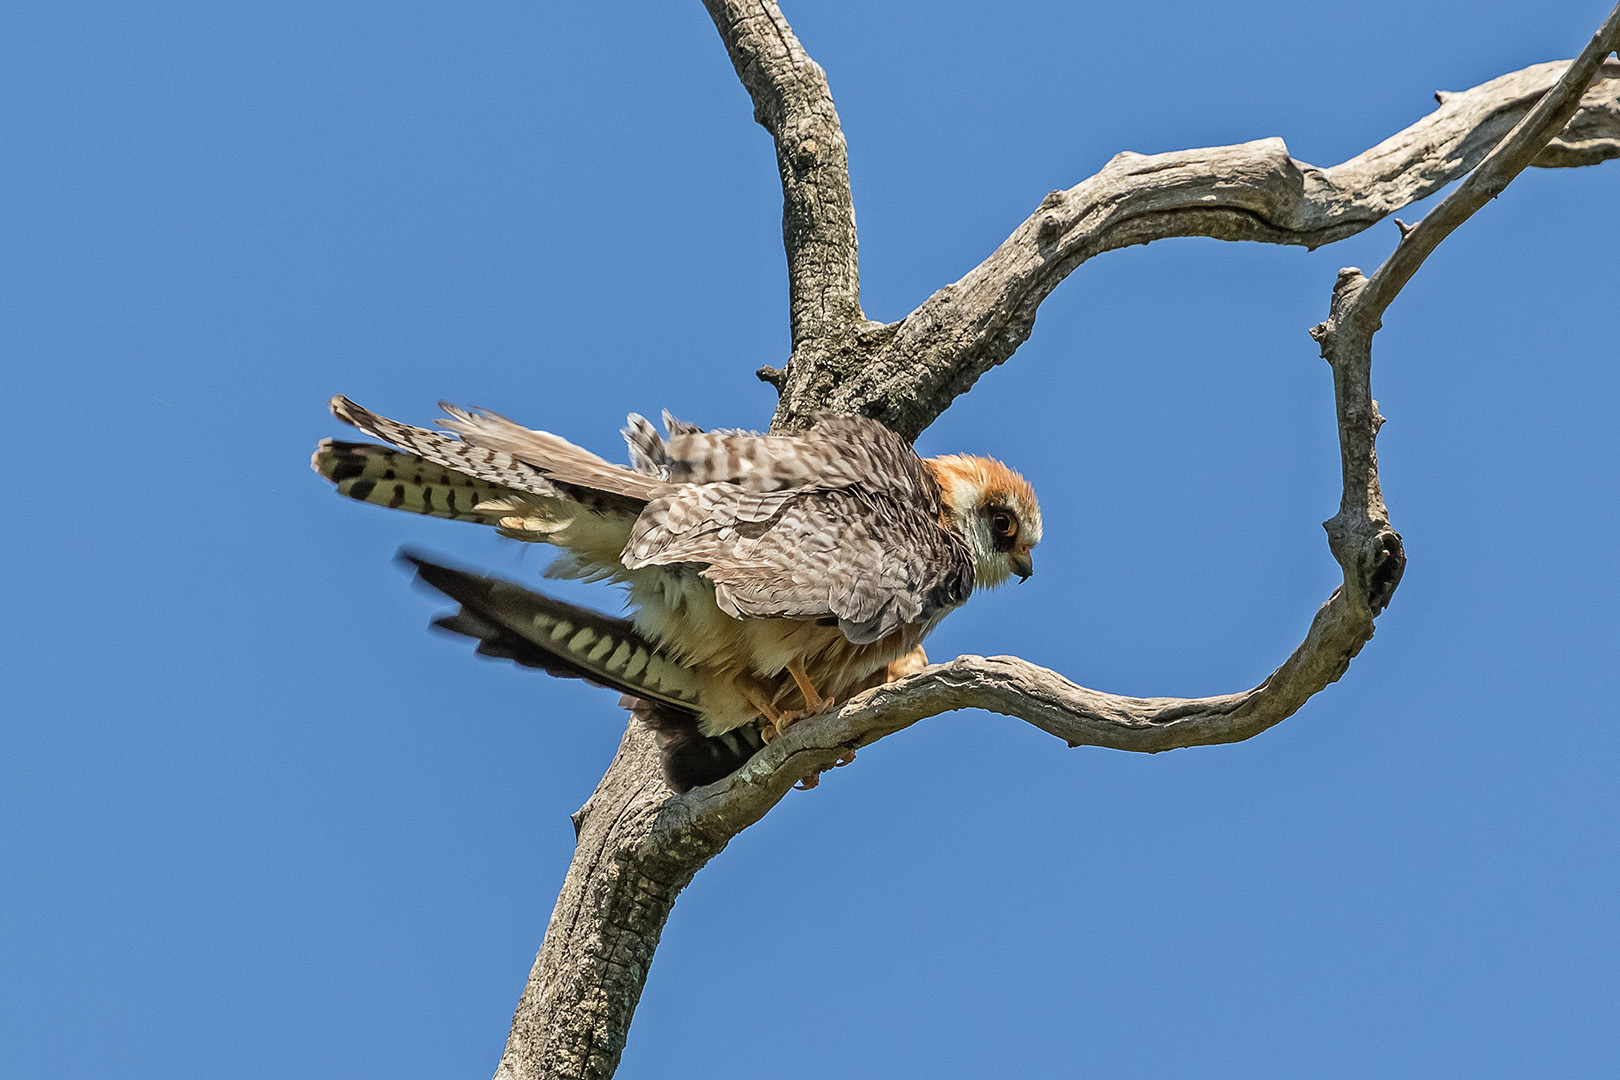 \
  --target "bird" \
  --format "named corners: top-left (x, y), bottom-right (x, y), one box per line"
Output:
top-left (312, 395), bottom-right (1041, 791)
